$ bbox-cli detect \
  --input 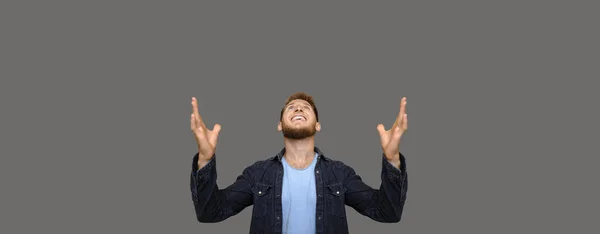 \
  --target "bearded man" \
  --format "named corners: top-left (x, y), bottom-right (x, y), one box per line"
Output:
top-left (189, 92), bottom-right (408, 234)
